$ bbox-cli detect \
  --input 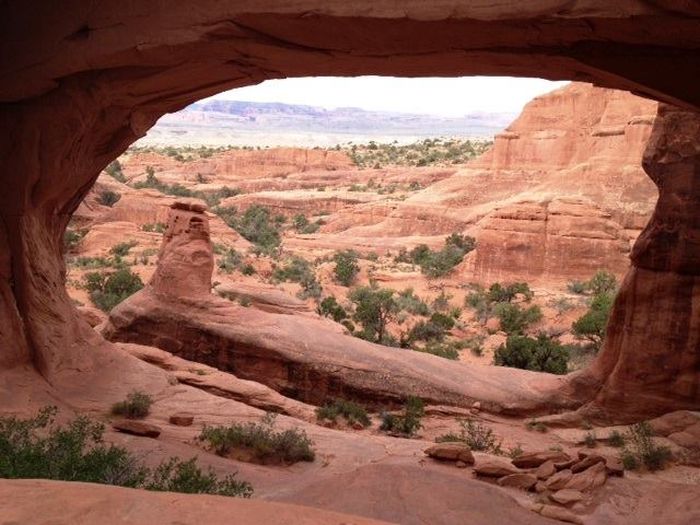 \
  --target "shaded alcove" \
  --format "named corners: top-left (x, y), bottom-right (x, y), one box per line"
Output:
top-left (1, 1), bottom-right (699, 422)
